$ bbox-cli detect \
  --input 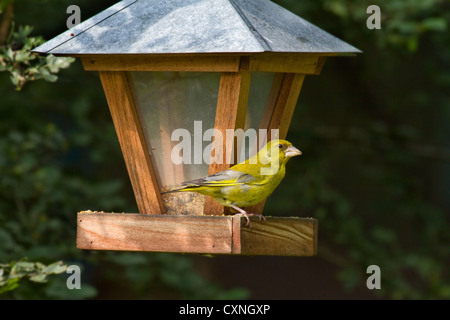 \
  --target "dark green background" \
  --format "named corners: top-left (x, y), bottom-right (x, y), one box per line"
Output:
top-left (1, 0), bottom-right (449, 299)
